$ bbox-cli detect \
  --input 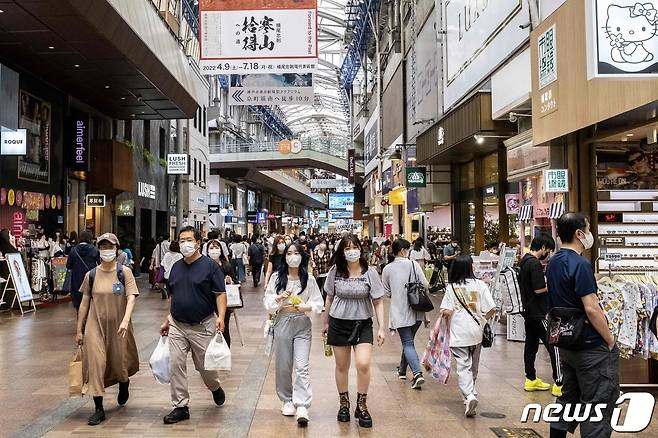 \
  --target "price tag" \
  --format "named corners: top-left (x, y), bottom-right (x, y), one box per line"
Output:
top-left (604, 253), bottom-right (622, 262)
